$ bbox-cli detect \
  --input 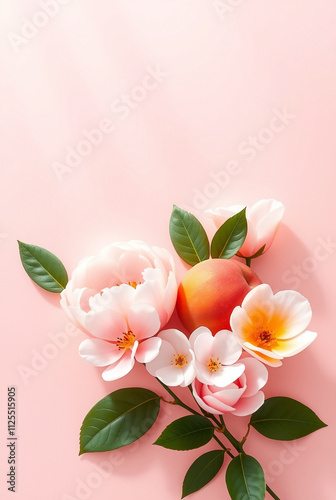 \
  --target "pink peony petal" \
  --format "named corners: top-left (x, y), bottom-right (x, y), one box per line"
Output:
top-left (162, 271), bottom-right (178, 322)
top-left (135, 337), bottom-right (162, 363)
top-left (102, 348), bottom-right (136, 381)
top-left (128, 303), bottom-right (161, 340)
top-left (79, 338), bottom-right (123, 366)
top-left (84, 309), bottom-right (127, 341)
top-left (118, 250), bottom-right (151, 284)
